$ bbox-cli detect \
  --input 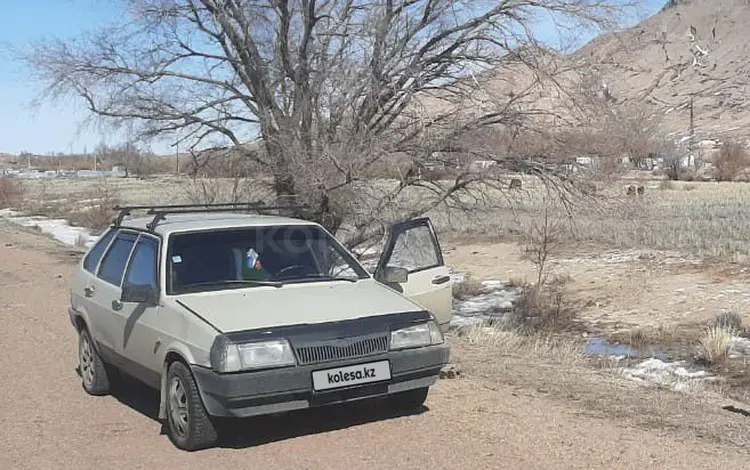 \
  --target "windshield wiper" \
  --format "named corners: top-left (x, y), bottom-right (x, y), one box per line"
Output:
top-left (294, 274), bottom-right (360, 283)
top-left (182, 279), bottom-right (284, 289)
